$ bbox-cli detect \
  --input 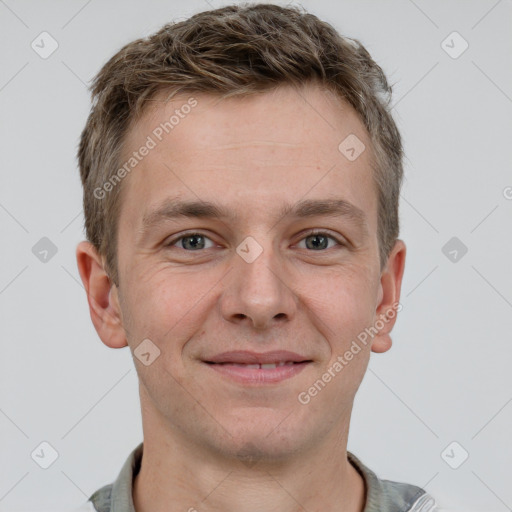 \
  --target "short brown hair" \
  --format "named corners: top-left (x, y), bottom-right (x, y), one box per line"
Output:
top-left (78, 2), bottom-right (403, 287)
